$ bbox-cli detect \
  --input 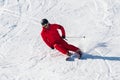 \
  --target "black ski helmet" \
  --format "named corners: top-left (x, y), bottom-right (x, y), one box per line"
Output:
top-left (41, 19), bottom-right (49, 25)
